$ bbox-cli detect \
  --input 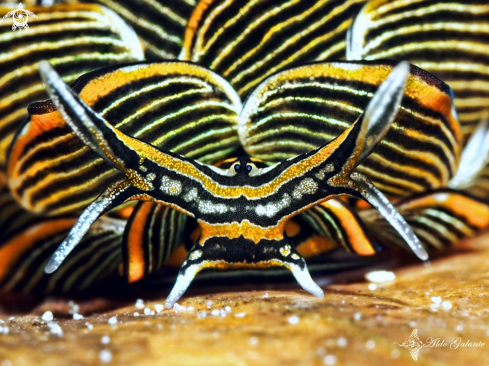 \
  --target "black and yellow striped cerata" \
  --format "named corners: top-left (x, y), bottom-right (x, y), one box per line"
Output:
top-left (36, 60), bottom-right (430, 308)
